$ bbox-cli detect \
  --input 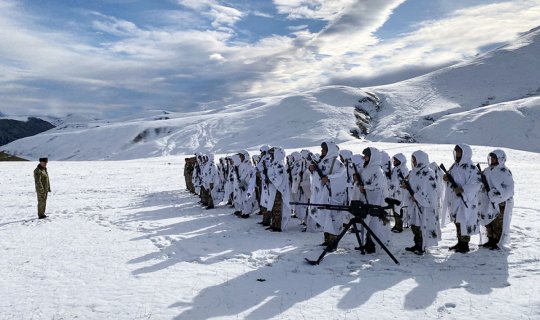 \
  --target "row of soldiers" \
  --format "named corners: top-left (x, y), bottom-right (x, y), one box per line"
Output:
top-left (184, 142), bottom-right (514, 255)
